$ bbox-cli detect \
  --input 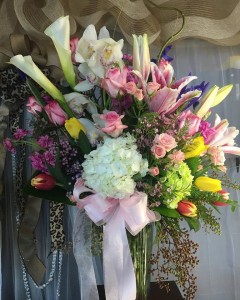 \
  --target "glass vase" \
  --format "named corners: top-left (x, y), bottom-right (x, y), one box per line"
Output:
top-left (128, 224), bottom-right (154, 300)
